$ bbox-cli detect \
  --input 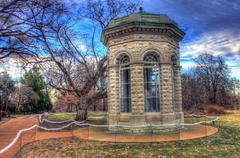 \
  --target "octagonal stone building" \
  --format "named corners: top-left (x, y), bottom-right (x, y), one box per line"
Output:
top-left (102, 11), bottom-right (185, 127)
